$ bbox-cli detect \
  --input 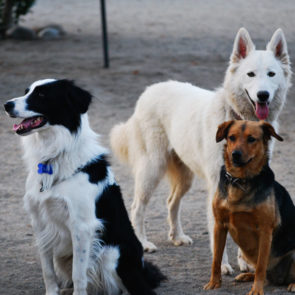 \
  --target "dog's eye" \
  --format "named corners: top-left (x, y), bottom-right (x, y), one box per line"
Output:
top-left (229, 135), bottom-right (236, 142)
top-left (247, 72), bottom-right (255, 77)
top-left (268, 71), bottom-right (276, 77)
top-left (248, 136), bottom-right (256, 143)
top-left (38, 93), bottom-right (45, 97)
